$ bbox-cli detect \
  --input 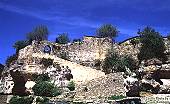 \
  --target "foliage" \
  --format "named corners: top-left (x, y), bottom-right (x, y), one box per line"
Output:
top-left (0, 63), bottom-right (4, 70)
top-left (6, 54), bottom-right (18, 67)
top-left (13, 40), bottom-right (29, 53)
top-left (56, 33), bottom-right (70, 44)
top-left (96, 24), bottom-right (119, 39)
top-left (40, 58), bottom-right (53, 68)
top-left (32, 81), bottom-right (61, 97)
top-left (73, 39), bottom-right (81, 43)
top-left (121, 56), bottom-right (137, 71)
top-left (27, 25), bottom-right (49, 43)
top-left (9, 96), bottom-right (33, 104)
top-left (108, 95), bottom-right (126, 100)
top-left (102, 50), bottom-right (137, 74)
top-left (32, 73), bottom-right (50, 82)
top-left (67, 80), bottom-right (75, 91)
top-left (94, 59), bottom-right (101, 67)
top-left (58, 51), bottom-right (69, 60)
top-left (167, 34), bottom-right (170, 40)
top-left (0, 64), bottom-right (4, 77)
top-left (129, 38), bottom-right (140, 46)
top-left (36, 97), bottom-right (49, 104)
top-left (138, 27), bottom-right (167, 62)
